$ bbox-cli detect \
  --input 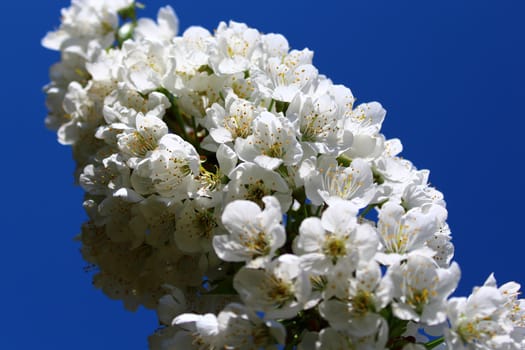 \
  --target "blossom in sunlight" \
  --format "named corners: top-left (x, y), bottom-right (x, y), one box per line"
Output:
top-left (43, 1), bottom-right (524, 349)
top-left (213, 196), bottom-right (285, 265)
